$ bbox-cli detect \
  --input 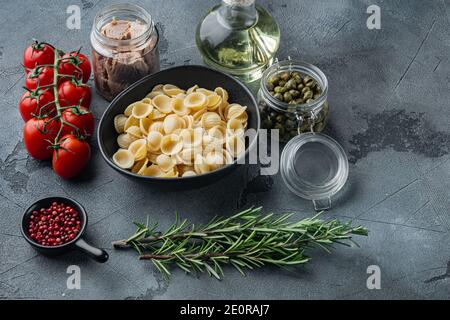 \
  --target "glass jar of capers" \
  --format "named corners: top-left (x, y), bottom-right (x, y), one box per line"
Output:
top-left (257, 59), bottom-right (329, 142)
